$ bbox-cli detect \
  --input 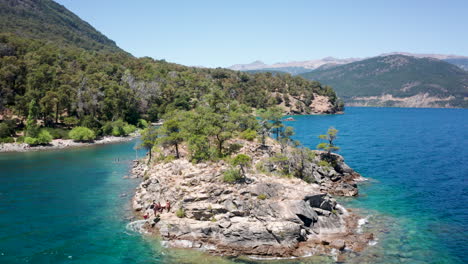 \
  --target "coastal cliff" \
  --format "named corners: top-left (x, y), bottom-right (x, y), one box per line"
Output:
top-left (131, 138), bottom-right (372, 260)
